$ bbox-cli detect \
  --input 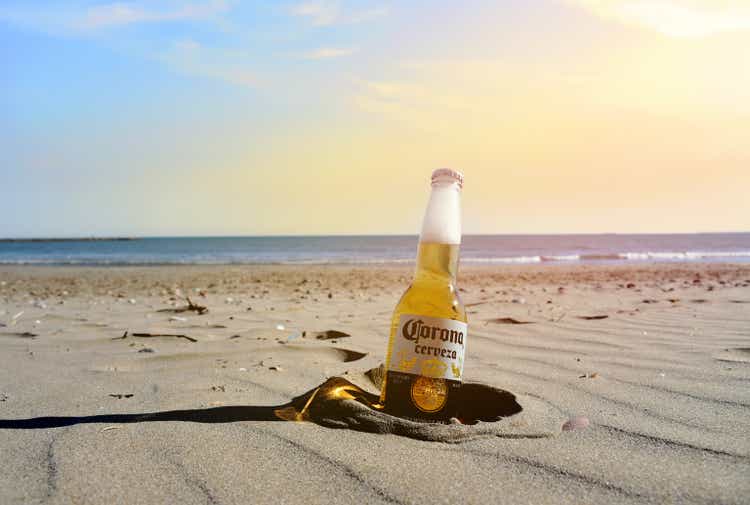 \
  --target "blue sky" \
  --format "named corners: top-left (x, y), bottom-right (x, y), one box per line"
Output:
top-left (2, 1), bottom-right (749, 237)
